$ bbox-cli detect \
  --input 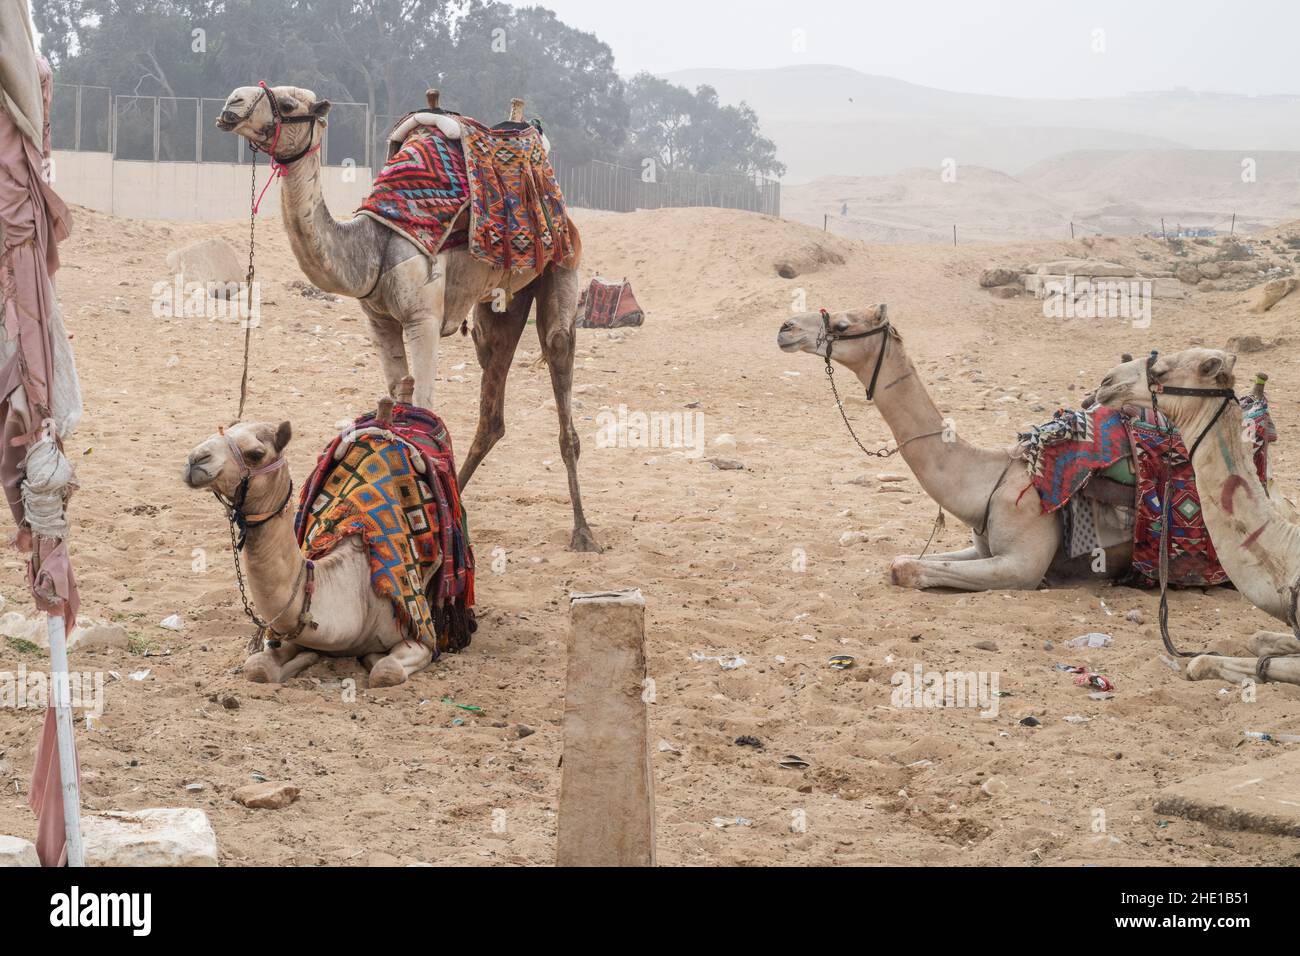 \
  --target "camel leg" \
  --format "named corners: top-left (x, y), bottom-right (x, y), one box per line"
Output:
top-left (1248, 630), bottom-right (1300, 657)
top-left (368, 640), bottom-right (435, 688)
top-left (1187, 654), bottom-right (1300, 686)
top-left (535, 265), bottom-right (601, 553)
top-left (896, 544), bottom-right (984, 562)
top-left (404, 312), bottom-right (443, 411)
top-left (361, 303), bottom-right (410, 398)
top-left (456, 294), bottom-right (532, 489)
top-left (890, 552), bottom-right (1050, 591)
top-left (243, 643), bottom-right (321, 684)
